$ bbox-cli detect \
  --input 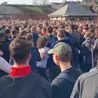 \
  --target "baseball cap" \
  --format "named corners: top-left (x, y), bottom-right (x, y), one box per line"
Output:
top-left (48, 42), bottom-right (72, 56)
